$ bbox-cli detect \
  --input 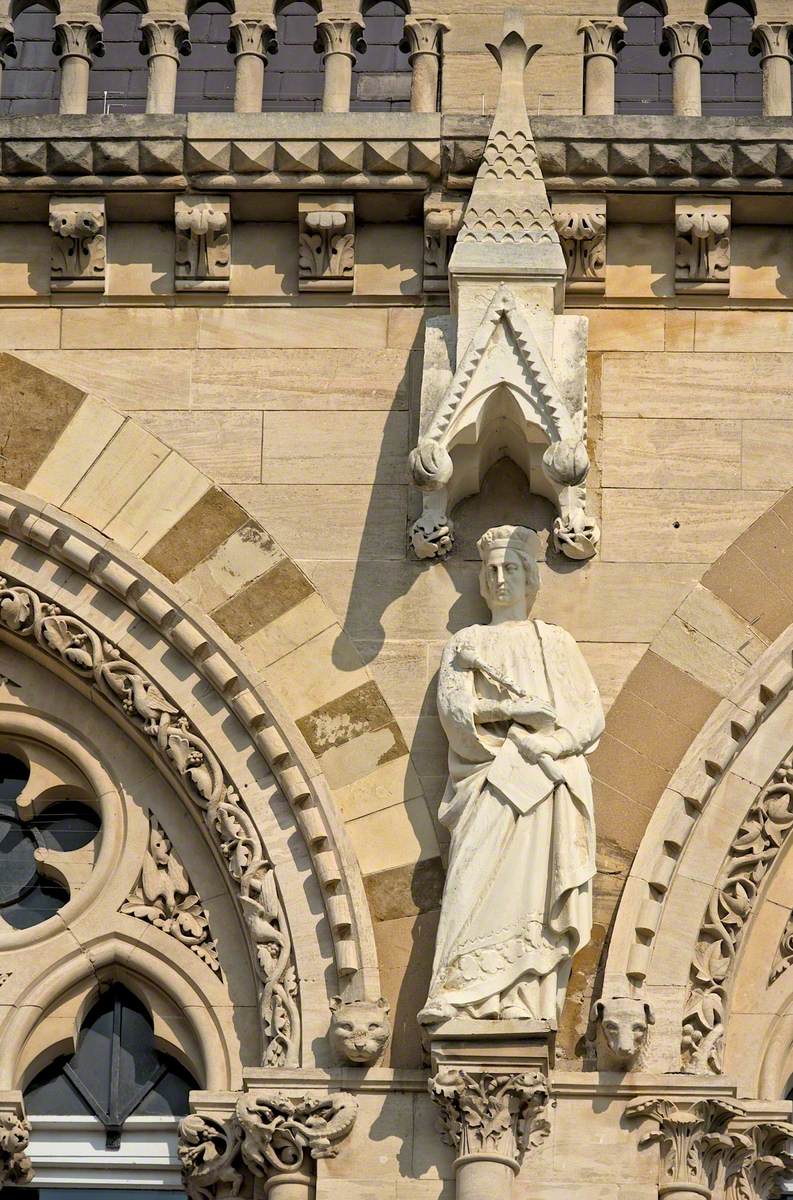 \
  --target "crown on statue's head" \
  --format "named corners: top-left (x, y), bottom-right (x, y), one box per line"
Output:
top-left (476, 525), bottom-right (540, 560)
